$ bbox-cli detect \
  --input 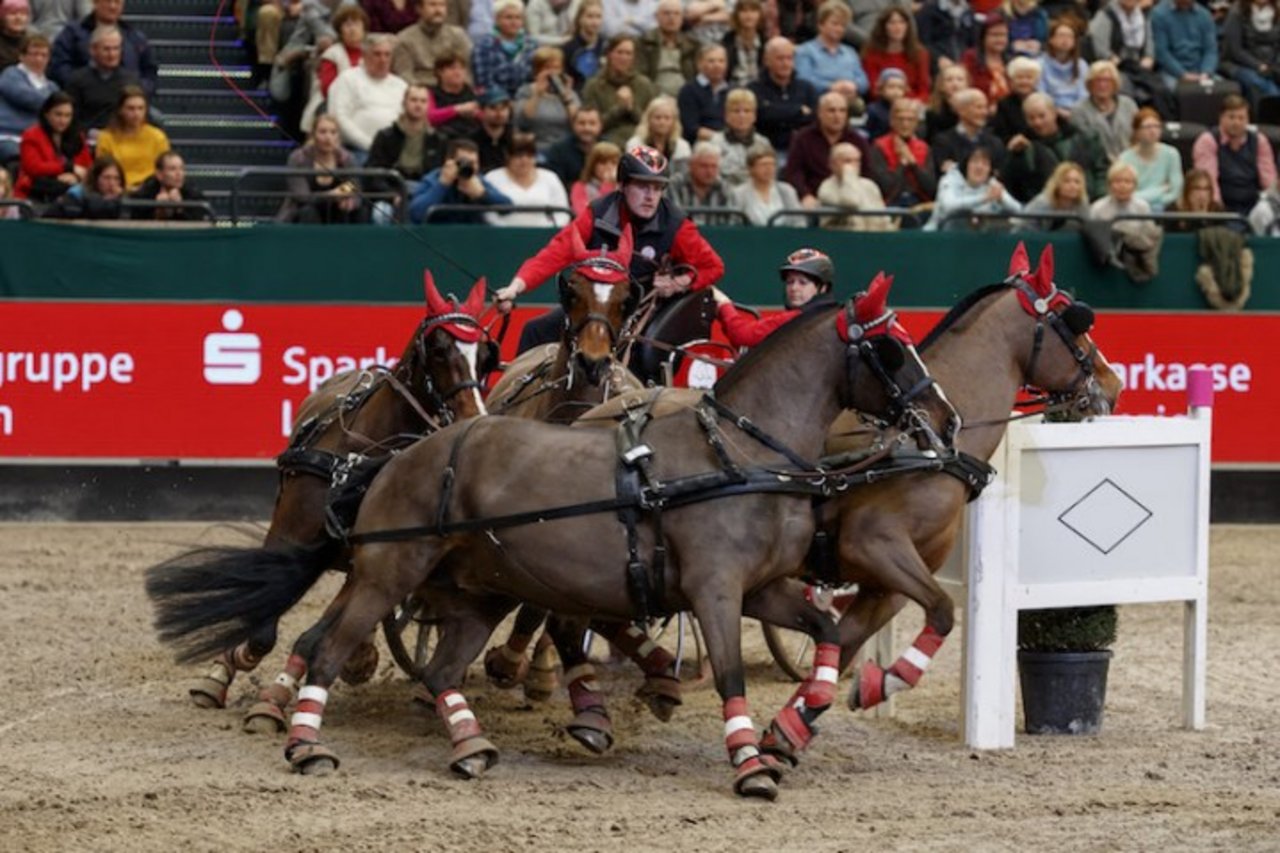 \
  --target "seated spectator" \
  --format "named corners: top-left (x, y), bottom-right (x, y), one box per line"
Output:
top-left (684, 0), bottom-right (731, 47)
top-left (863, 67), bottom-right (908, 140)
top-left (1071, 60), bottom-right (1139, 162)
top-left (860, 7), bottom-right (932, 102)
top-left (408, 136), bottom-right (513, 222)
top-left (473, 0), bottom-right (535, 100)
top-left (391, 0), bottom-right (472, 87)
top-left (991, 56), bottom-right (1040, 142)
top-left (14, 90), bottom-right (89, 201)
top-left (1007, 0), bottom-right (1048, 58)
top-left (636, 0), bottom-right (697, 97)
top-left (278, 113), bottom-right (366, 223)
top-left (795, 1), bottom-right (869, 101)
top-left (1151, 0), bottom-right (1219, 90)
top-left (721, 0), bottom-right (764, 87)
top-left (49, 0), bottom-right (155, 96)
top-left (1165, 166), bottom-right (1226, 230)
top-left (129, 150), bottom-right (206, 220)
top-left (783, 90), bottom-right (869, 205)
top-left (62, 24), bottom-right (133, 129)
top-left (962, 15), bottom-right (1011, 105)
top-left (710, 86), bottom-right (770, 185)
top-left (868, 97), bottom-right (937, 209)
top-left (300, 4), bottom-right (366, 134)
top-left (924, 144), bottom-right (1021, 230)
top-left (569, 139), bottom-right (619, 213)
top-left (367, 82), bottom-right (443, 201)
top-left (47, 152), bottom-right (122, 218)
top-left (750, 36), bottom-right (819, 153)
top-left (916, 0), bottom-right (979, 70)
top-left (31, 0), bottom-right (92, 40)
top-left (1119, 105), bottom-right (1183, 209)
top-left (362, 0), bottom-right (418, 36)
top-left (515, 46), bottom-right (580, 152)
top-left (1022, 160), bottom-right (1090, 229)
top-left (677, 43), bottom-right (729, 143)
top-left (1089, 160), bottom-right (1162, 280)
top-left (469, 87), bottom-right (514, 171)
top-left (545, 105), bottom-right (603, 187)
top-left (1088, 0), bottom-right (1156, 85)
top-left (327, 34), bottom-right (405, 162)
top-left (484, 133), bottom-right (571, 226)
top-left (669, 139), bottom-right (734, 223)
top-left (602, 0), bottom-right (659, 39)
top-left (0, 33), bottom-right (55, 162)
top-left (2, 0), bottom-right (30, 69)
top-left (931, 87), bottom-right (1005, 174)
top-left (731, 142), bottom-right (801, 224)
top-left (526, 0), bottom-right (577, 48)
top-left (924, 63), bottom-right (968, 145)
top-left (846, 0), bottom-right (911, 53)
top-left (1038, 19), bottom-right (1088, 113)
top-left (428, 53), bottom-right (480, 139)
top-left (254, 0), bottom-right (340, 91)
top-left (582, 33), bottom-right (657, 145)
top-left (94, 84), bottom-right (166, 188)
top-left (1003, 90), bottom-right (1108, 201)
top-left (626, 94), bottom-right (690, 176)
top-left (818, 140), bottom-right (895, 230)
top-left (1192, 93), bottom-right (1277, 216)
top-left (1221, 0), bottom-right (1280, 105)
top-left (563, 0), bottom-right (606, 89)
top-left (0, 161), bottom-right (16, 217)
